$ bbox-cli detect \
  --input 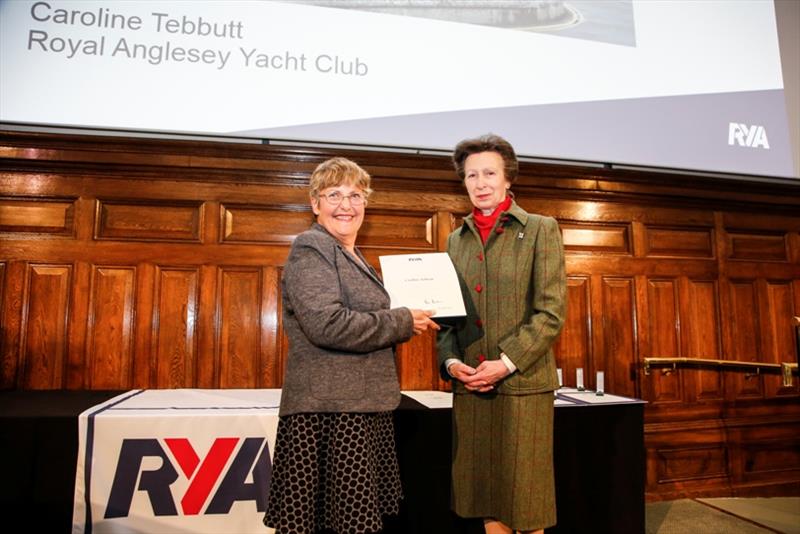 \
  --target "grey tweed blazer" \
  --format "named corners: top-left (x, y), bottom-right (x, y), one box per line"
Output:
top-left (278, 223), bottom-right (414, 416)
